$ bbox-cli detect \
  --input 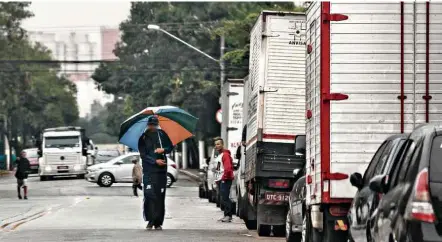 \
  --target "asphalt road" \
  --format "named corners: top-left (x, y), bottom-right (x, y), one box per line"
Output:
top-left (0, 173), bottom-right (284, 242)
